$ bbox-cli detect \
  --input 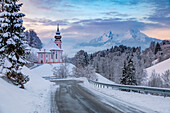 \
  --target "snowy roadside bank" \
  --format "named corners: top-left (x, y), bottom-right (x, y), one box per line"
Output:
top-left (0, 66), bottom-right (54, 113)
top-left (82, 78), bottom-right (170, 113)
top-left (0, 63), bottom-right (75, 113)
